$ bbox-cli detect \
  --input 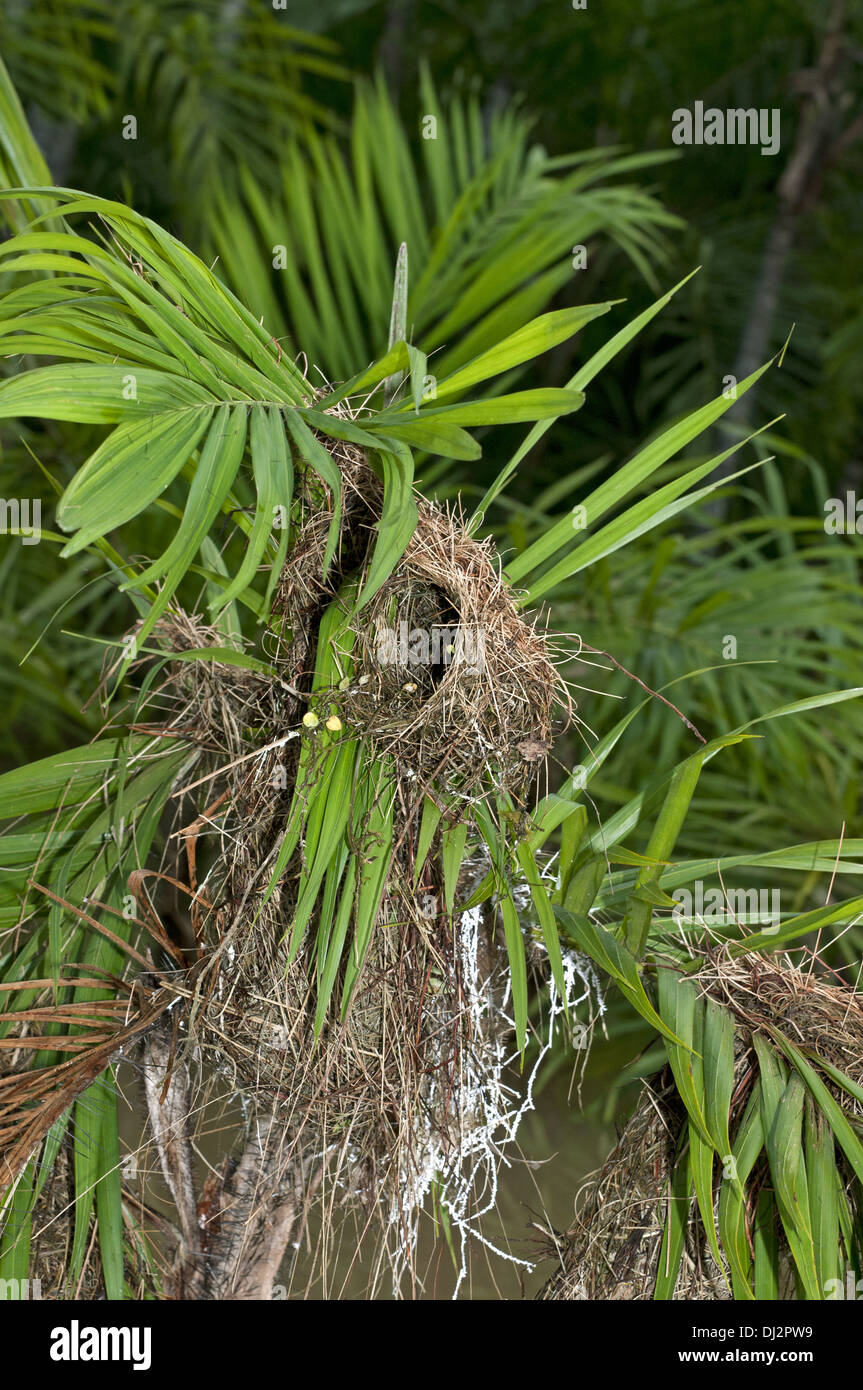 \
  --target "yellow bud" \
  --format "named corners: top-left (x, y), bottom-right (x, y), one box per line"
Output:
top-left (302, 711), bottom-right (319, 729)
top-left (325, 715), bottom-right (343, 732)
